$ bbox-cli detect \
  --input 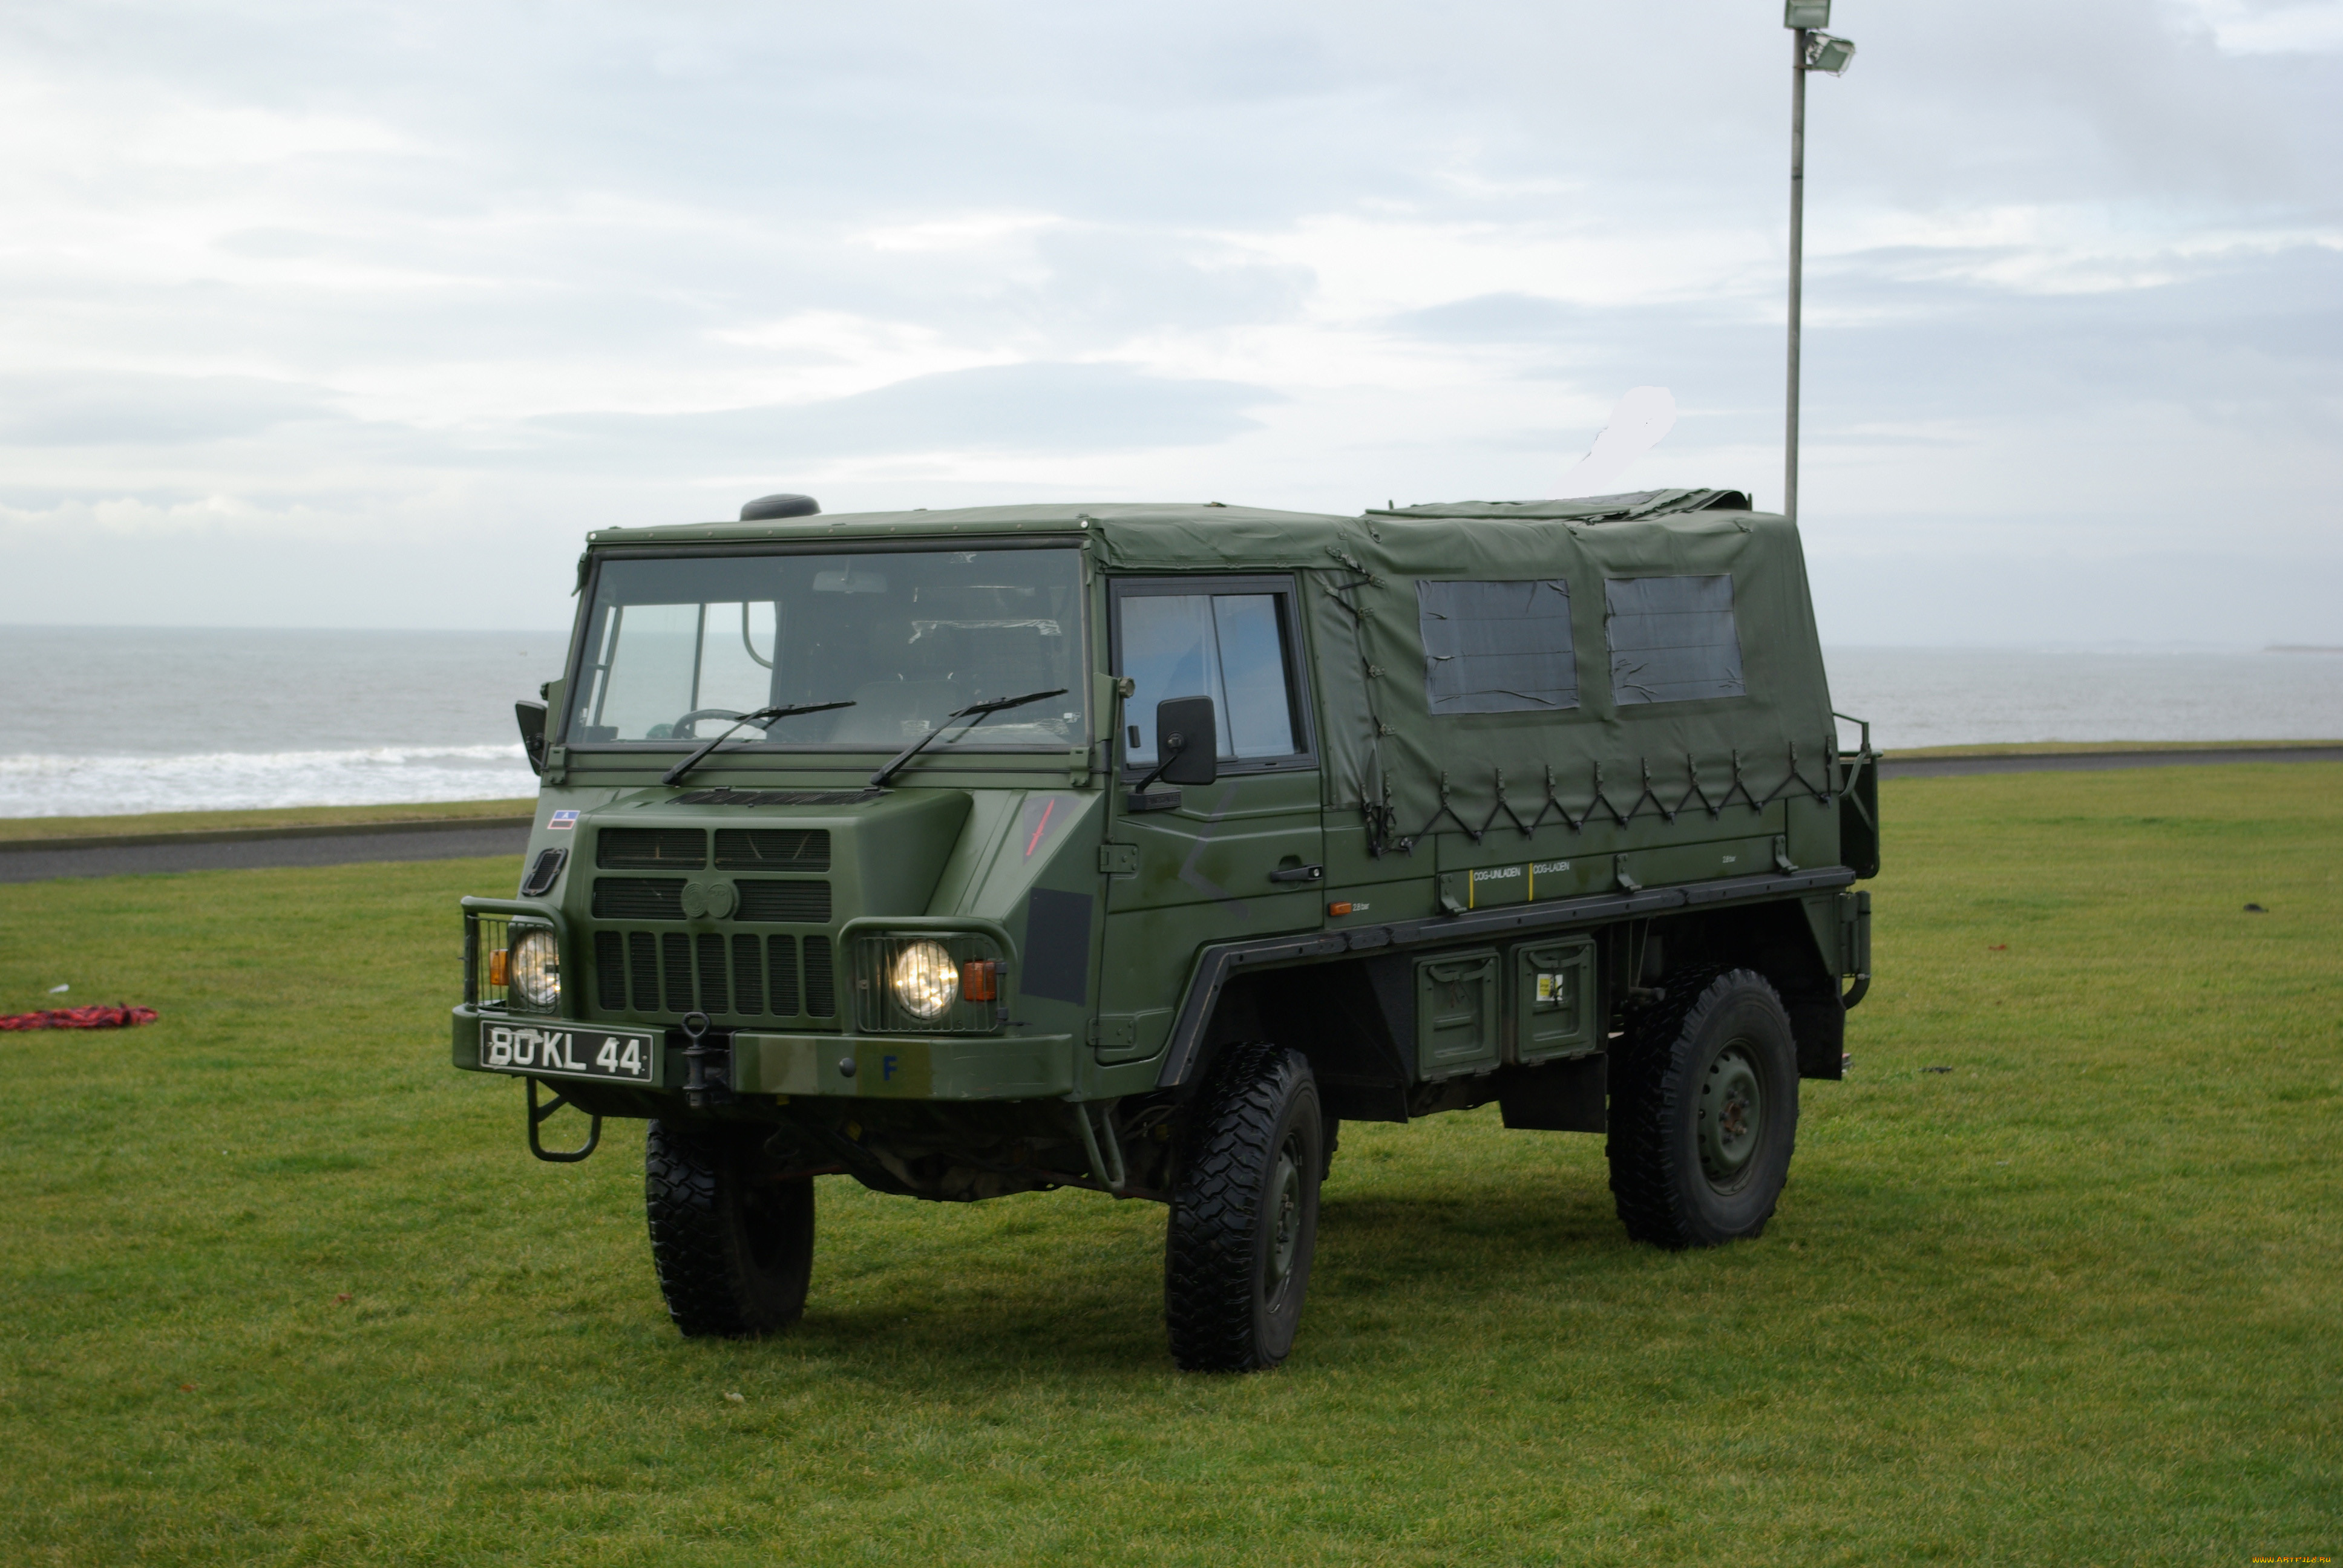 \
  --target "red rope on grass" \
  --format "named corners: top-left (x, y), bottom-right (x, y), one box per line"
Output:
top-left (0, 1005), bottom-right (159, 1031)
